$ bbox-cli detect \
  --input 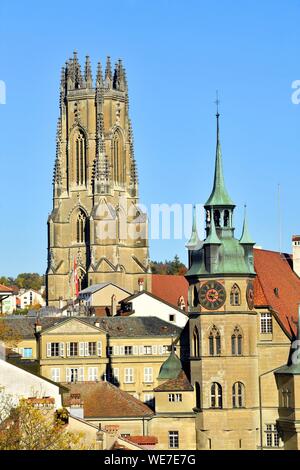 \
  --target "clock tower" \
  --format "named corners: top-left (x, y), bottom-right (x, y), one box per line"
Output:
top-left (185, 111), bottom-right (258, 449)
